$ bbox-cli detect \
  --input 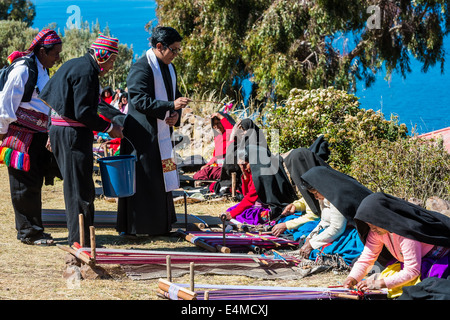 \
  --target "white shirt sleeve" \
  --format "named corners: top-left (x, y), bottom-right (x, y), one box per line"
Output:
top-left (308, 200), bottom-right (347, 249)
top-left (0, 63), bottom-right (29, 134)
